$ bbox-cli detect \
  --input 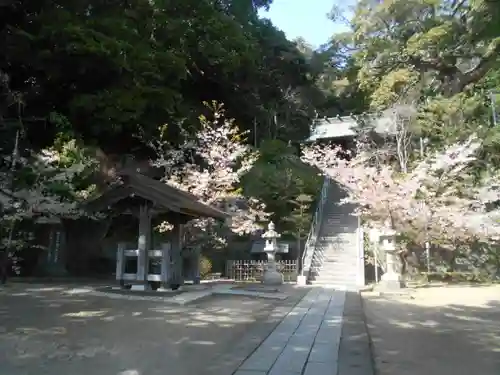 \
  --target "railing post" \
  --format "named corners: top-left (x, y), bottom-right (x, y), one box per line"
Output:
top-left (356, 217), bottom-right (365, 287)
top-left (160, 242), bottom-right (170, 289)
